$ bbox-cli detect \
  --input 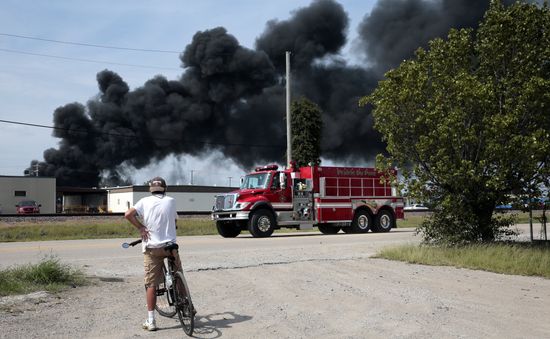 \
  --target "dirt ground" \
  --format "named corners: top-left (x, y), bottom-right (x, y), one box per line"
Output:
top-left (1, 230), bottom-right (549, 338)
